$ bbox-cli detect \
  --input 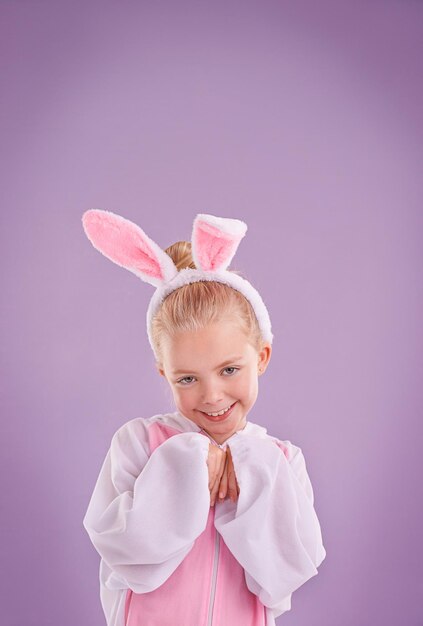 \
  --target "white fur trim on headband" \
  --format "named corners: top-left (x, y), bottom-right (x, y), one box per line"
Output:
top-left (82, 209), bottom-right (273, 361)
top-left (146, 267), bottom-right (273, 361)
